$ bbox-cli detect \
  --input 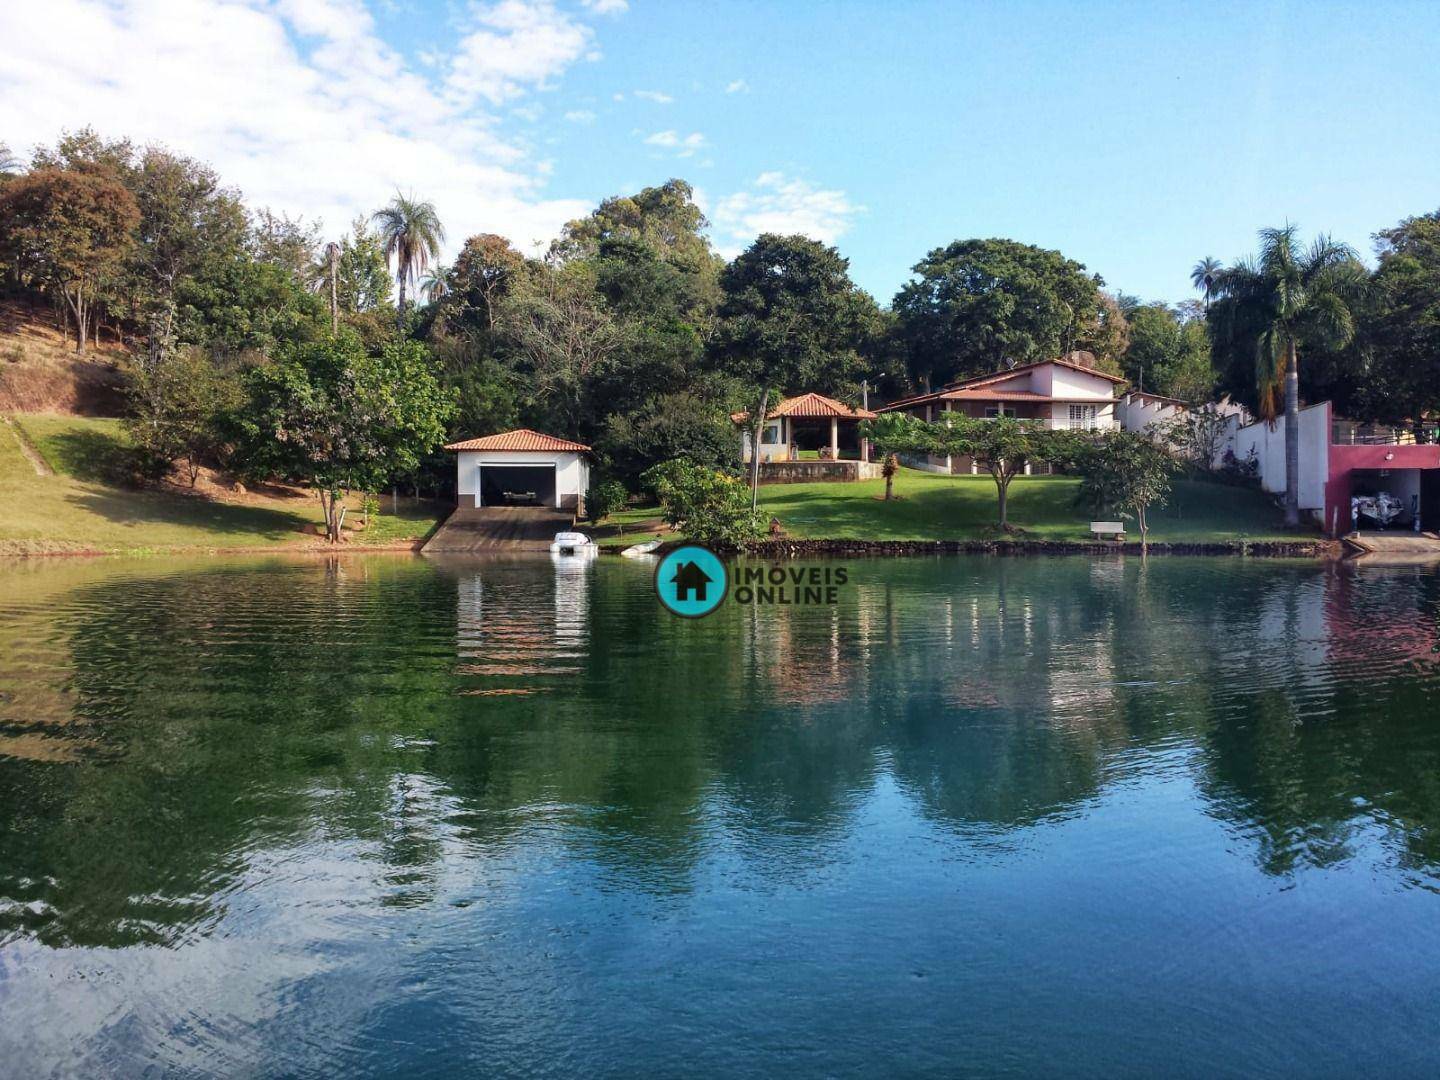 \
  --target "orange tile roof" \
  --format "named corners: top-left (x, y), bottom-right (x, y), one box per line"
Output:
top-left (880, 357), bottom-right (1127, 413)
top-left (731, 392), bottom-right (877, 423)
top-left (444, 429), bottom-right (591, 452)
